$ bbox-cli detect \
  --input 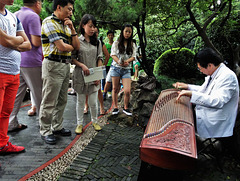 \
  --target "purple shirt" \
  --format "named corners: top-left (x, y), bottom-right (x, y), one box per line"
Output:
top-left (15, 7), bottom-right (42, 67)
